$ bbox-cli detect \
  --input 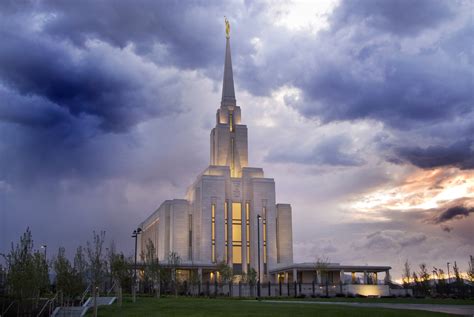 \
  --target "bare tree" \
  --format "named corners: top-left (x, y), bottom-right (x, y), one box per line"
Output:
top-left (402, 260), bottom-right (411, 288)
top-left (167, 251), bottom-right (181, 297)
top-left (418, 263), bottom-right (430, 296)
top-left (468, 256), bottom-right (474, 283)
top-left (86, 231), bottom-right (106, 317)
top-left (143, 239), bottom-right (160, 298)
top-left (314, 256), bottom-right (330, 296)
